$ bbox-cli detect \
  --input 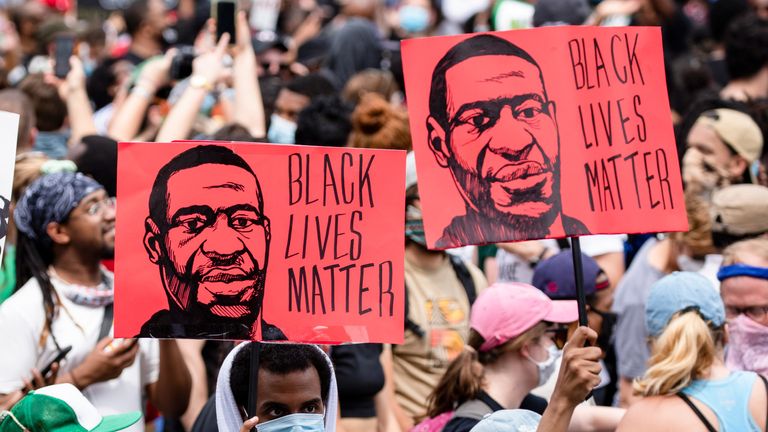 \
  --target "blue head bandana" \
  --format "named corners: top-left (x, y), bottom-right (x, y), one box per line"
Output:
top-left (717, 263), bottom-right (768, 281)
top-left (14, 172), bottom-right (103, 246)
